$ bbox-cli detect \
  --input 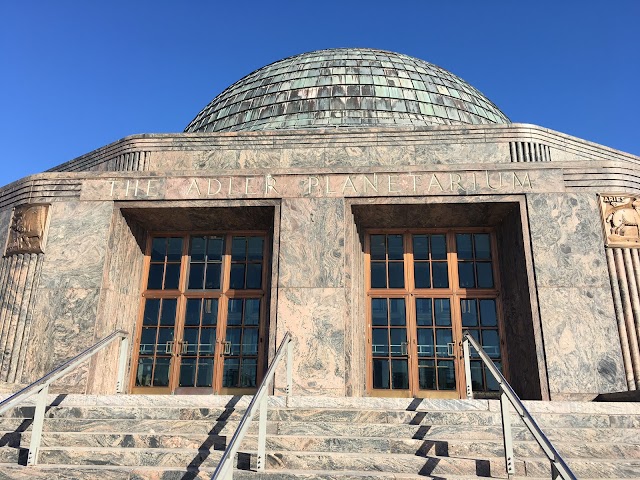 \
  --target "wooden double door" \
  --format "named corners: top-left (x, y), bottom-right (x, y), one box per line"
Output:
top-left (366, 230), bottom-right (505, 398)
top-left (131, 232), bottom-right (269, 394)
